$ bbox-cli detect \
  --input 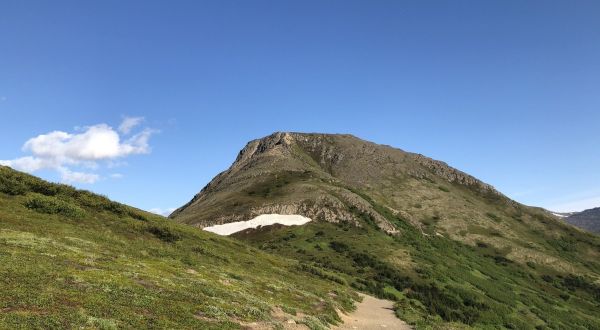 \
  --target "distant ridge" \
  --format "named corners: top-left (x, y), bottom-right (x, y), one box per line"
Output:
top-left (564, 207), bottom-right (600, 233)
